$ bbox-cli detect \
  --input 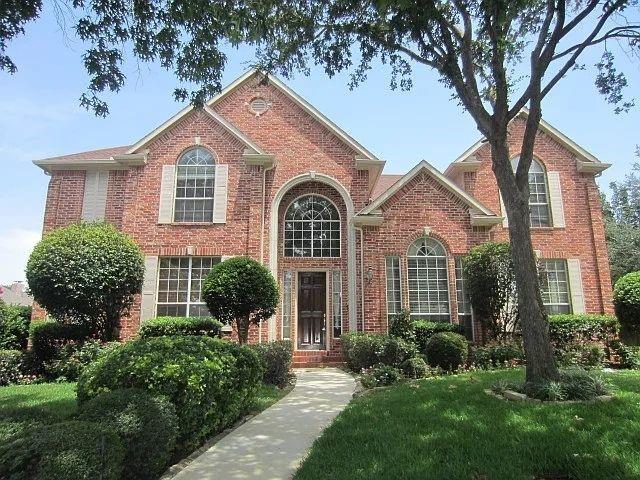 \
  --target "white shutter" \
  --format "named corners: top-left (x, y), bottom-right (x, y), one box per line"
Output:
top-left (213, 164), bottom-right (229, 223)
top-left (567, 258), bottom-right (586, 314)
top-left (81, 170), bottom-right (109, 221)
top-left (547, 171), bottom-right (565, 228)
top-left (140, 256), bottom-right (159, 323)
top-left (499, 192), bottom-right (509, 228)
top-left (158, 165), bottom-right (176, 224)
